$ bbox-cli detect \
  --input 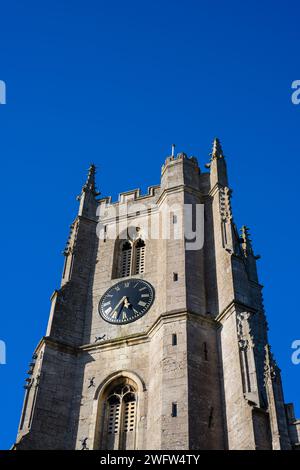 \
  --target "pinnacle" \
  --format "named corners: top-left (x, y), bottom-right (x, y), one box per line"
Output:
top-left (210, 137), bottom-right (224, 160)
top-left (82, 163), bottom-right (100, 196)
